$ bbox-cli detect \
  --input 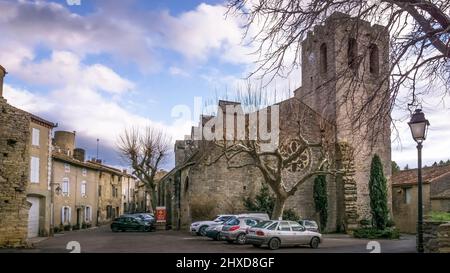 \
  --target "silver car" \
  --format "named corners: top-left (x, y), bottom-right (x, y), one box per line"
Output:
top-left (246, 220), bottom-right (322, 250)
top-left (221, 217), bottom-right (262, 245)
top-left (298, 220), bottom-right (320, 232)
